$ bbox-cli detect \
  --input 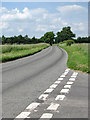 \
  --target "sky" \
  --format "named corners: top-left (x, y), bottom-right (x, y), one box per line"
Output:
top-left (0, 2), bottom-right (88, 38)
